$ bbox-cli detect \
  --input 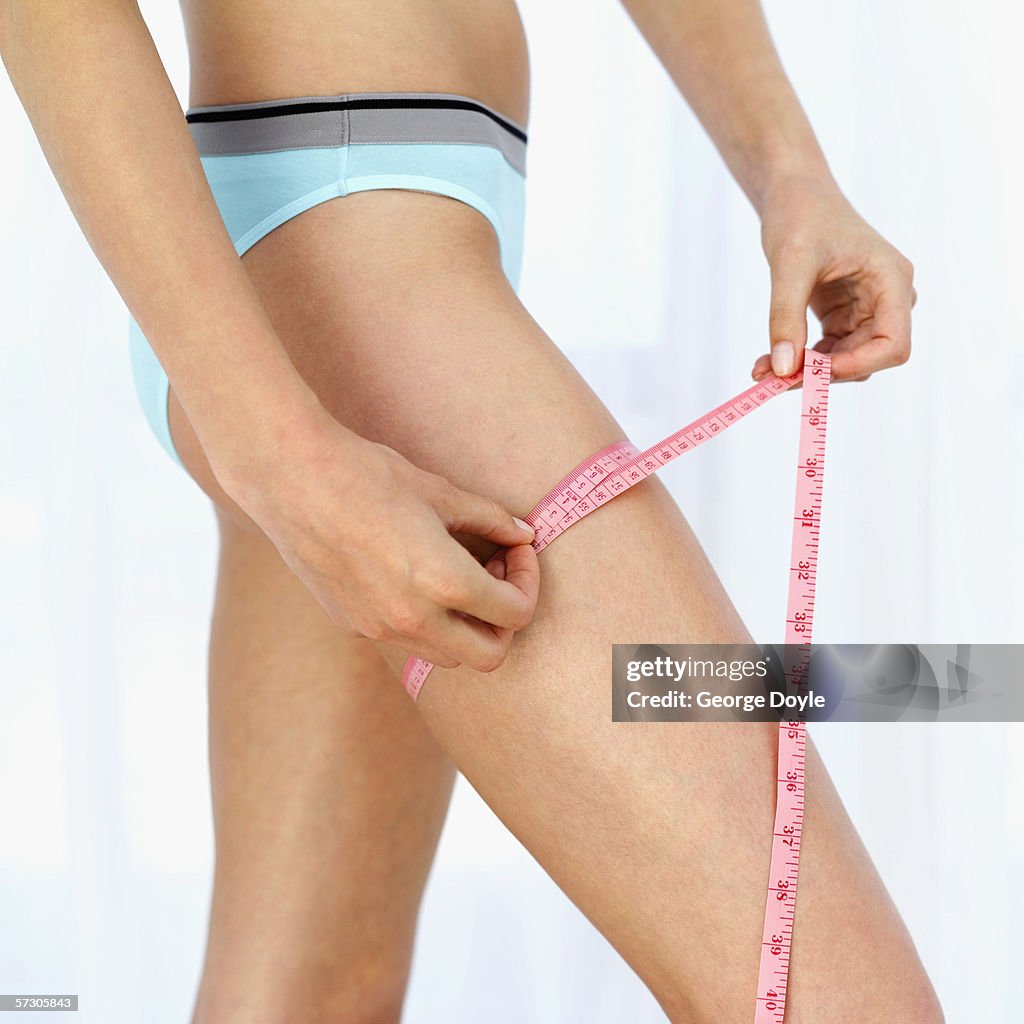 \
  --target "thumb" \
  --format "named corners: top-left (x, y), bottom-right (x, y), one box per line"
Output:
top-left (437, 484), bottom-right (536, 547)
top-left (768, 258), bottom-right (817, 377)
